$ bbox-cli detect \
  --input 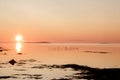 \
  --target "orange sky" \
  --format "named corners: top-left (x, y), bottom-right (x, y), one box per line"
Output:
top-left (0, 0), bottom-right (120, 43)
